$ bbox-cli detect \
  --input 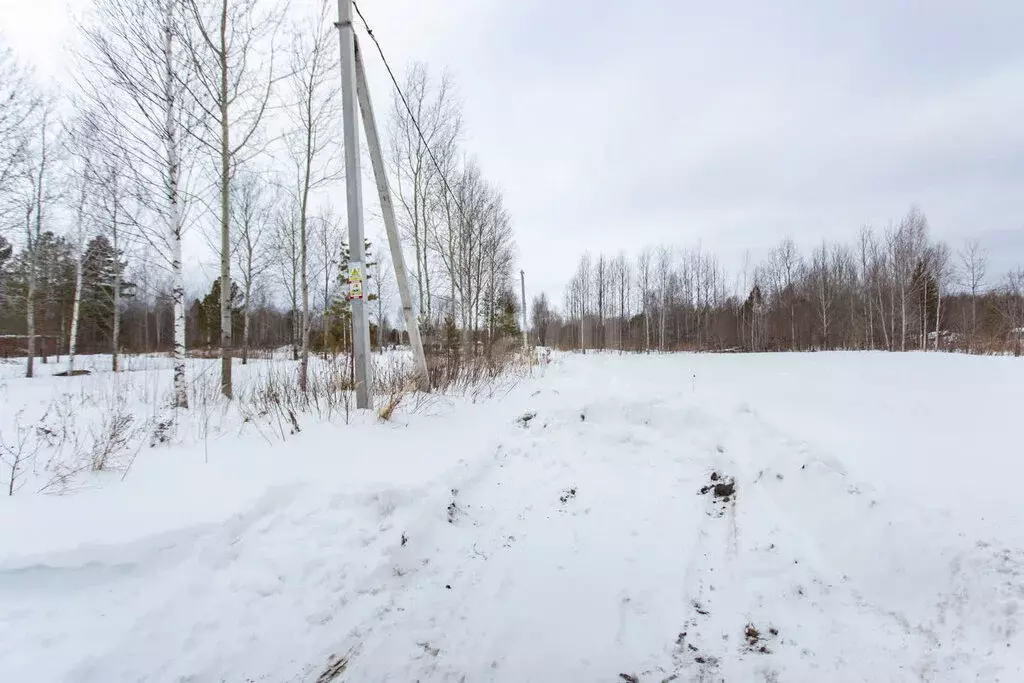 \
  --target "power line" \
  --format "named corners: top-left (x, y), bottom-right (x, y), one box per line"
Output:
top-left (350, 1), bottom-right (472, 228)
